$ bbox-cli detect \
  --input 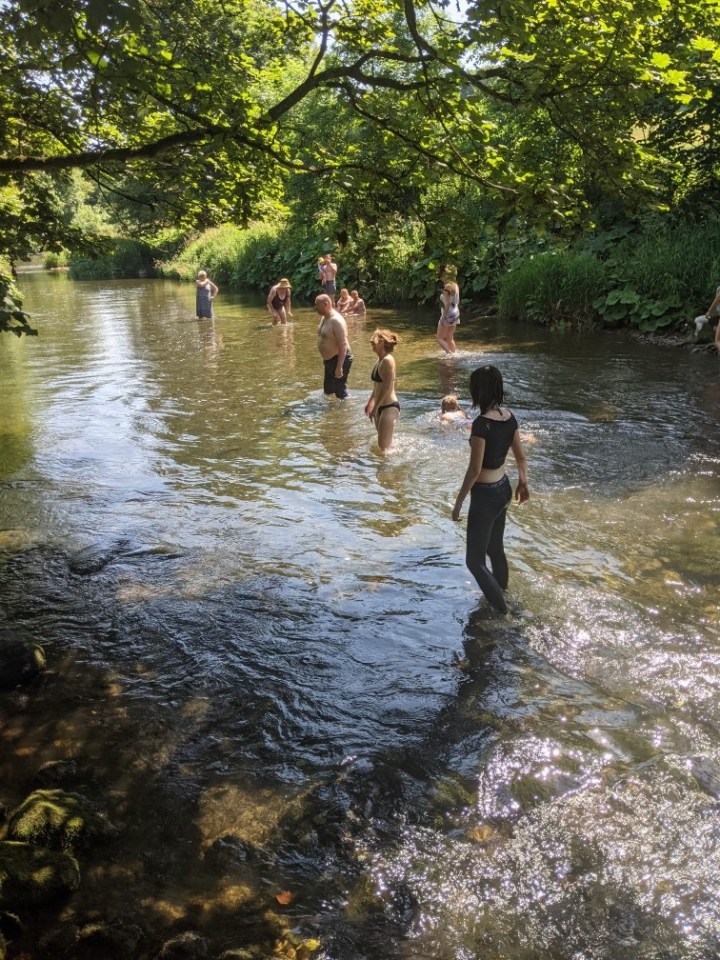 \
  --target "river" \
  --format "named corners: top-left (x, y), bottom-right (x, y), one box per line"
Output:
top-left (1, 272), bottom-right (719, 958)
